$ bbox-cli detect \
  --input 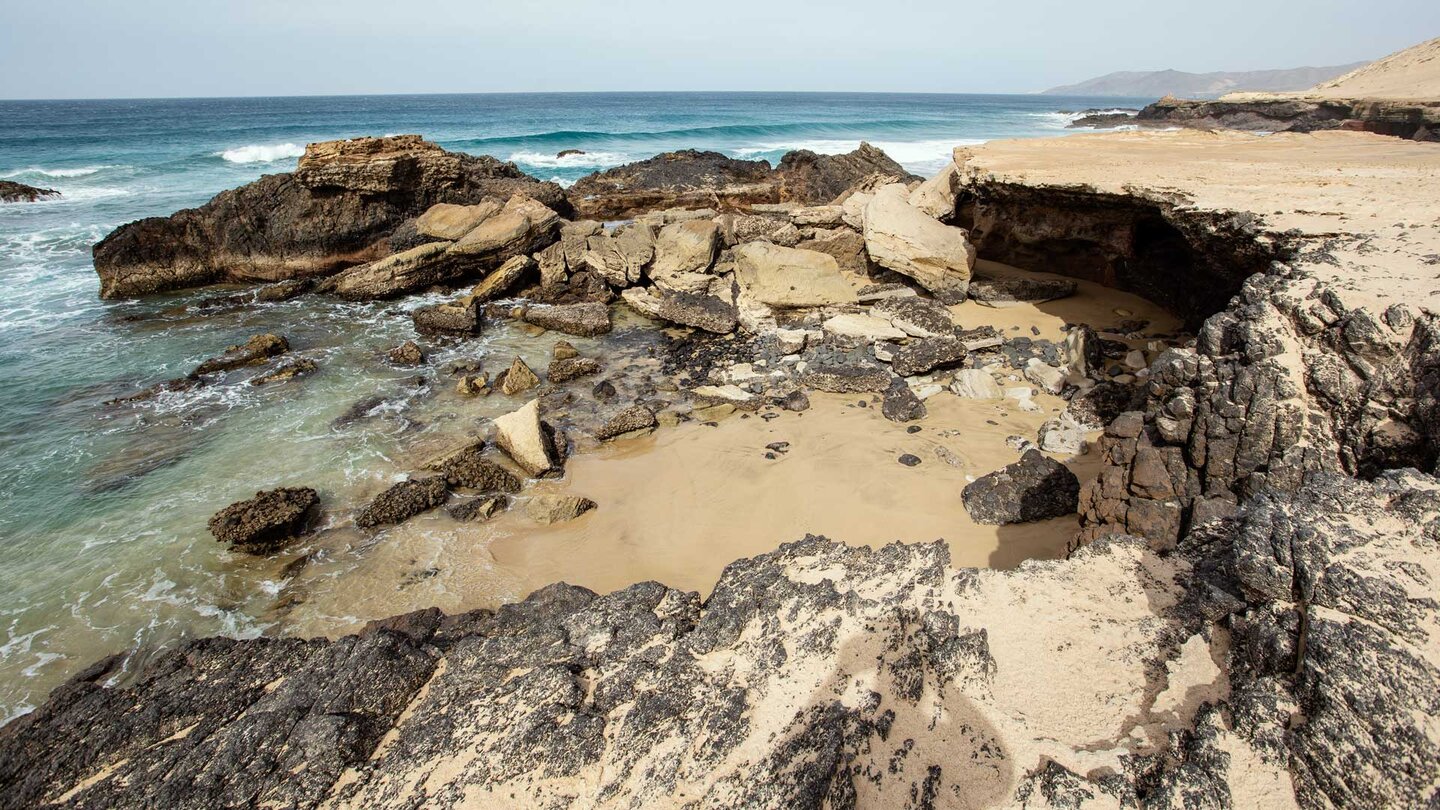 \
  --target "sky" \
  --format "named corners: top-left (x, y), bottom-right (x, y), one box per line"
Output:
top-left (2, 0), bottom-right (1438, 99)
